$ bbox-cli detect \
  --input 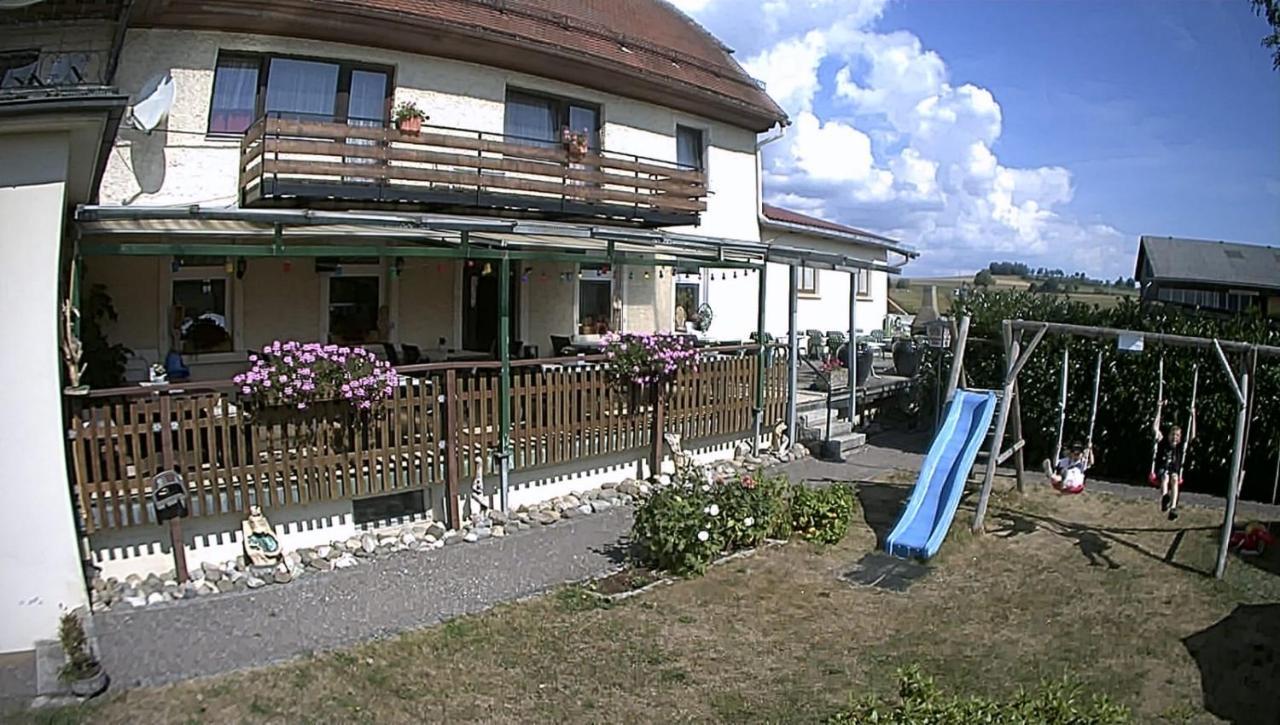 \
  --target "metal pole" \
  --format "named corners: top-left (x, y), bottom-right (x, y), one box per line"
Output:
top-left (752, 263), bottom-right (769, 455)
top-left (1271, 435), bottom-right (1279, 506)
top-left (1215, 371), bottom-right (1248, 579)
top-left (497, 253), bottom-right (511, 512)
top-left (786, 265), bottom-right (799, 447)
top-left (847, 269), bottom-right (858, 425)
